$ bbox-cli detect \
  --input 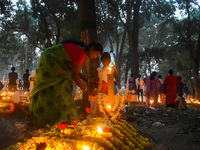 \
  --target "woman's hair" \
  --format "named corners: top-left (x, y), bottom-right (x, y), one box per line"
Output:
top-left (130, 74), bottom-right (134, 78)
top-left (169, 69), bottom-right (173, 75)
top-left (11, 67), bottom-right (15, 71)
top-left (86, 42), bottom-right (103, 54)
top-left (61, 39), bottom-right (103, 54)
top-left (177, 91), bottom-right (183, 97)
top-left (150, 72), bottom-right (157, 80)
top-left (100, 52), bottom-right (111, 61)
top-left (157, 75), bottom-right (162, 79)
